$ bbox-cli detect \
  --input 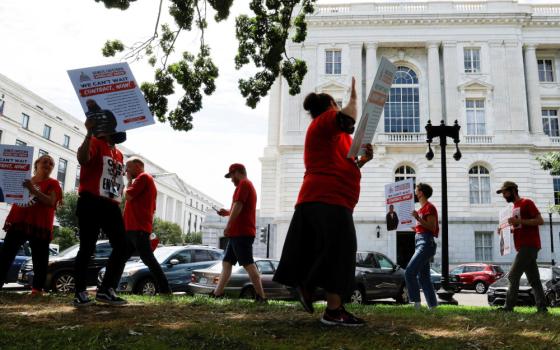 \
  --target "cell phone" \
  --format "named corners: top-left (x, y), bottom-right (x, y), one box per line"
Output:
top-left (212, 206), bottom-right (220, 213)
